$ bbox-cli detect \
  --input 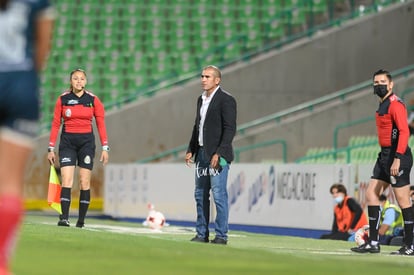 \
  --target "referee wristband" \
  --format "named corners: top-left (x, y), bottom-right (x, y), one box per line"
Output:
top-left (48, 147), bottom-right (55, 152)
top-left (102, 145), bottom-right (110, 152)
